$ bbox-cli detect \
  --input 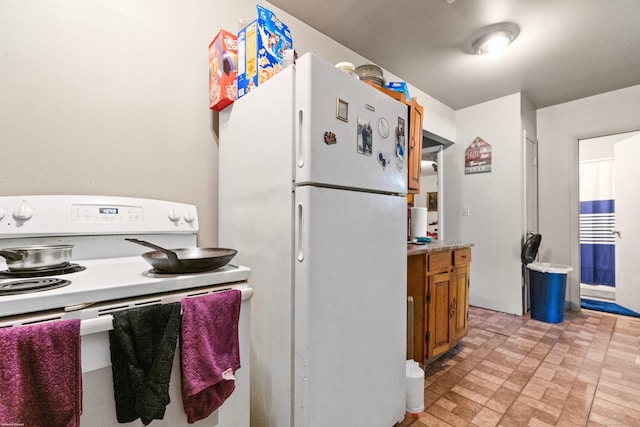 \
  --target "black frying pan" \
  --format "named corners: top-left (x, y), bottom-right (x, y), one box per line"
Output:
top-left (125, 238), bottom-right (237, 274)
